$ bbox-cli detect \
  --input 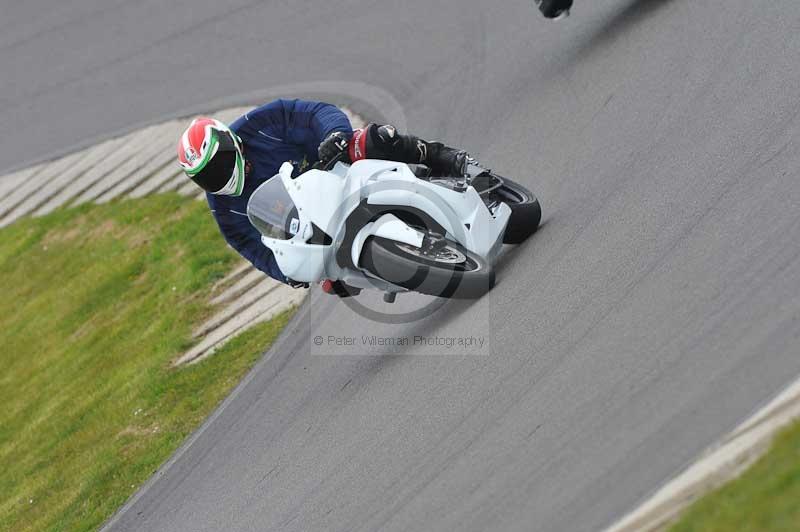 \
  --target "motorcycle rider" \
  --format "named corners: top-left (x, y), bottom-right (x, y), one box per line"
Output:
top-left (536, 0), bottom-right (573, 19)
top-left (177, 99), bottom-right (469, 289)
